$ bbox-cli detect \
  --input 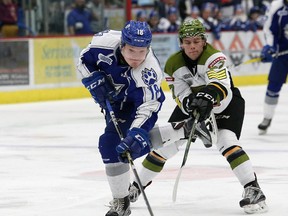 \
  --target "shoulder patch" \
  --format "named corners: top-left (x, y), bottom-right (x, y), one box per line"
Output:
top-left (208, 56), bottom-right (226, 69)
top-left (141, 68), bottom-right (158, 86)
top-left (277, 10), bottom-right (288, 16)
top-left (98, 53), bottom-right (113, 65)
top-left (207, 69), bottom-right (227, 80)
